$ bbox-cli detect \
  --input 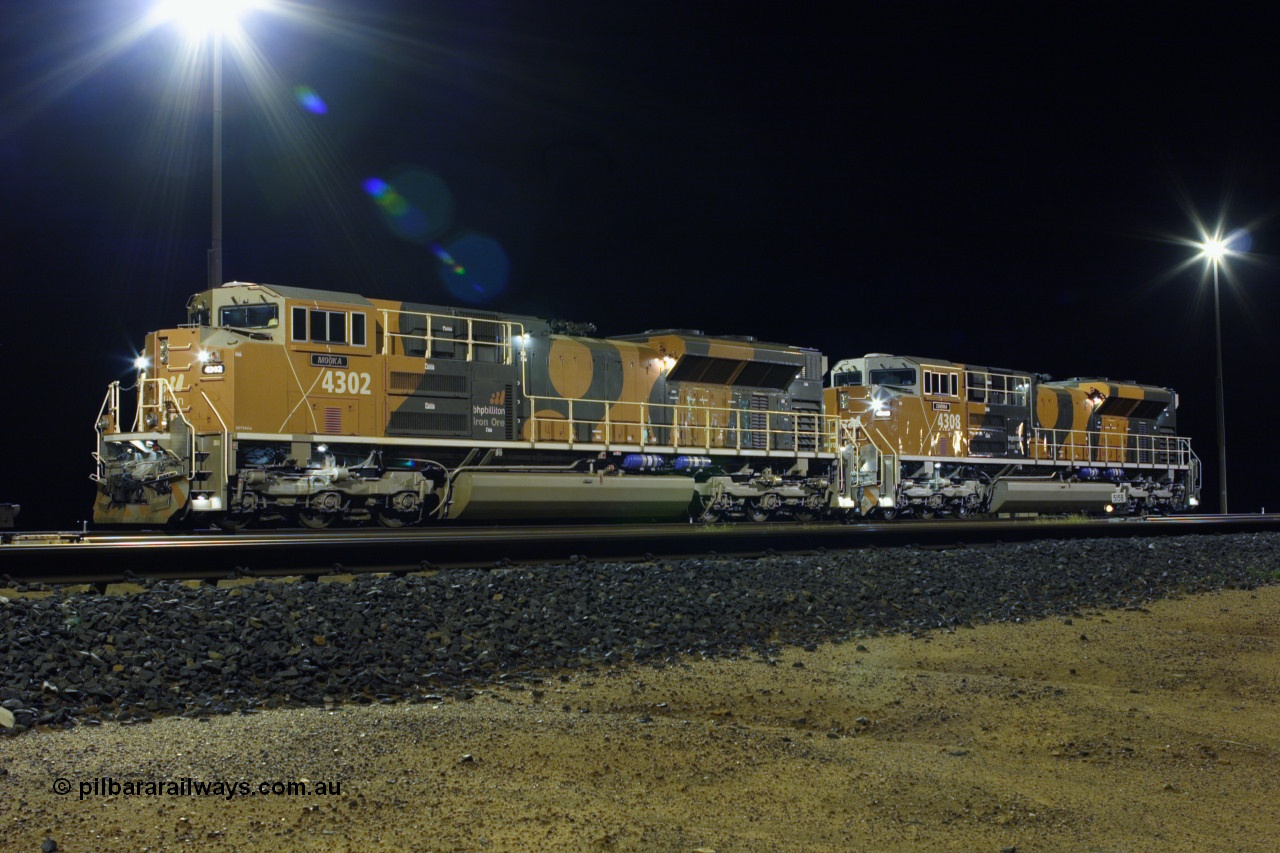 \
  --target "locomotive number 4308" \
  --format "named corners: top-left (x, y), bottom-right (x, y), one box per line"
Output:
top-left (935, 412), bottom-right (963, 432)
top-left (320, 369), bottom-right (373, 395)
